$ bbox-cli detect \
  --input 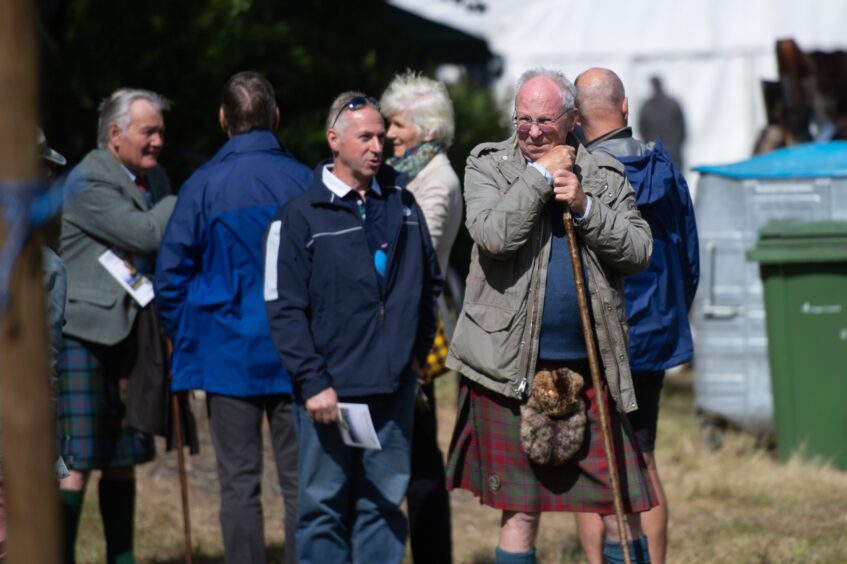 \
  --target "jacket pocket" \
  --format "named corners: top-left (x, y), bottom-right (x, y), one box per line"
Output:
top-left (67, 286), bottom-right (117, 308)
top-left (452, 302), bottom-right (525, 384)
top-left (465, 302), bottom-right (516, 332)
